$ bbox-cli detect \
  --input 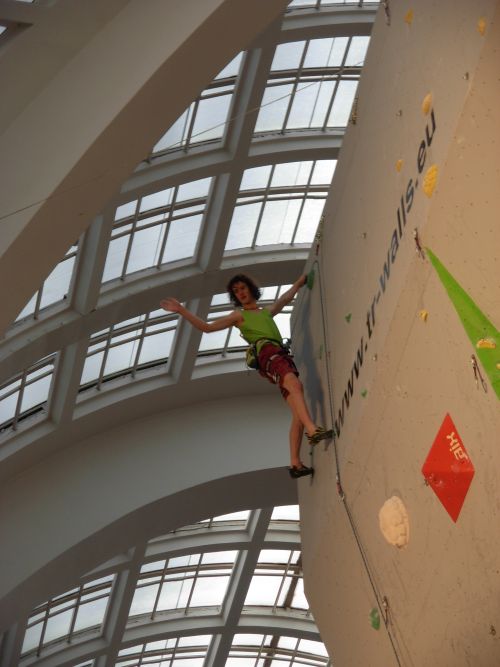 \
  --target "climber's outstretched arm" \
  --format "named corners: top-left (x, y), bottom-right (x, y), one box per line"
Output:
top-left (160, 298), bottom-right (242, 332)
top-left (267, 275), bottom-right (306, 316)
